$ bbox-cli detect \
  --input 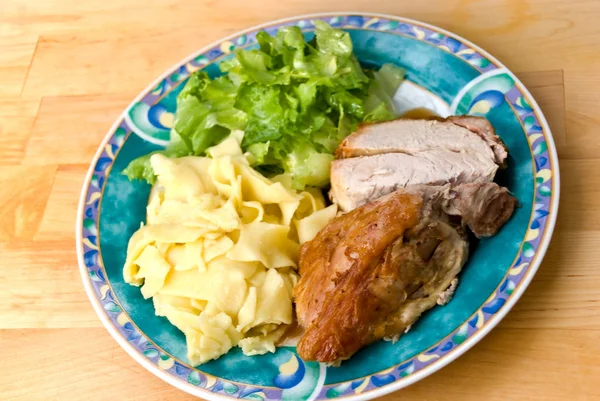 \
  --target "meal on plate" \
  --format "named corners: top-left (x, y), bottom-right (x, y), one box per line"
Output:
top-left (122, 21), bottom-right (516, 366)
